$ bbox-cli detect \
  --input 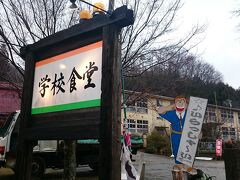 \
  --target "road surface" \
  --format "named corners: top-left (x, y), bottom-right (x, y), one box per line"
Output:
top-left (134, 151), bottom-right (225, 180)
top-left (0, 152), bottom-right (225, 179)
